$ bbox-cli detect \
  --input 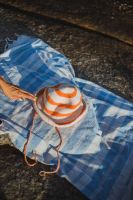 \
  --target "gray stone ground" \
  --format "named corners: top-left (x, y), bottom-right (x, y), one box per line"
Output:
top-left (0, 3), bottom-right (132, 200)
